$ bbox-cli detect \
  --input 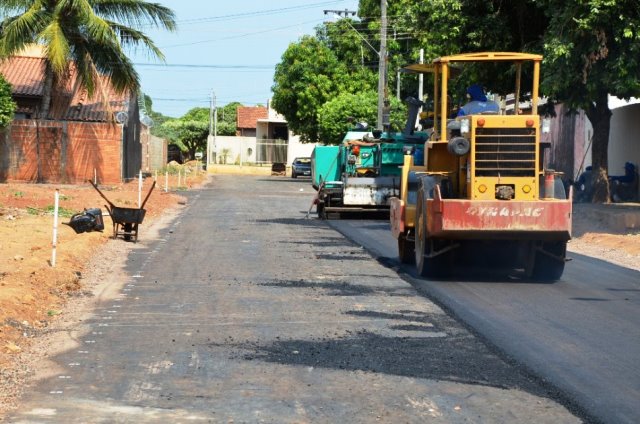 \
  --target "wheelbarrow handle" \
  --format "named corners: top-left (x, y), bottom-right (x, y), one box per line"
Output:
top-left (88, 179), bottom-right (115, 208)
top-left (140, 180), bottom-right (156, 209)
